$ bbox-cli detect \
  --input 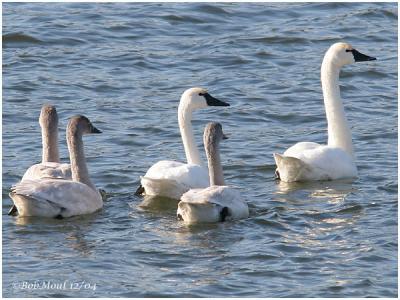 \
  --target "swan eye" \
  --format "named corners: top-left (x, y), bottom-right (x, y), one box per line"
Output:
top-left (346, 49), bottom-right (353, 52)
top-left (199, 93), bottom-right (205, 96)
